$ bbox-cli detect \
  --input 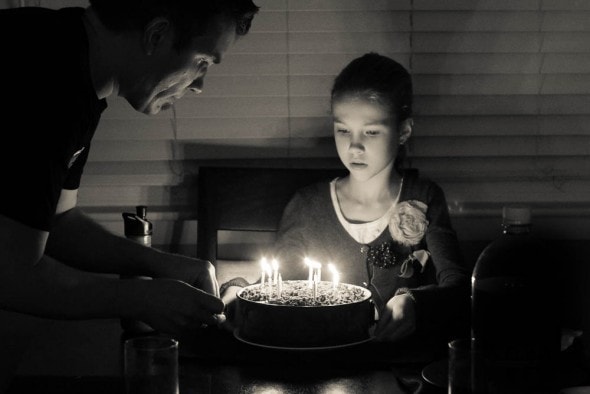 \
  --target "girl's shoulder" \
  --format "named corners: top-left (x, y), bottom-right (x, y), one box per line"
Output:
top-left (400, 168), bottom-right (446, 201)
top-left (289, 178), bottom-right (333, 206)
